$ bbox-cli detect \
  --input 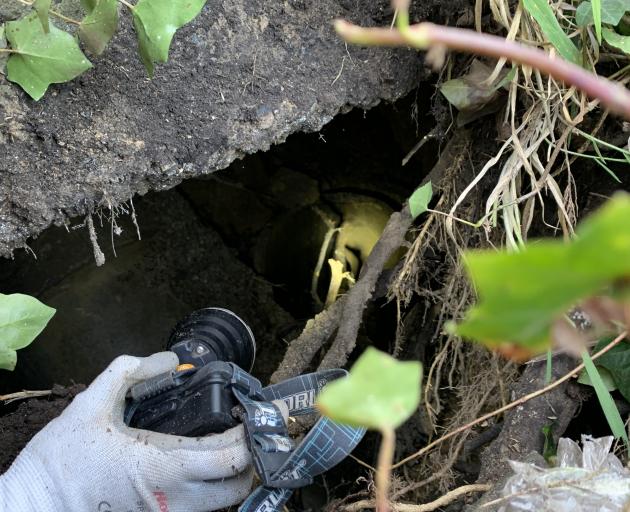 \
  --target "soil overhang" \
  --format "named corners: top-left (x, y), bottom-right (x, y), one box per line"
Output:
top-left (0, 0), bottom-right (427, 257)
